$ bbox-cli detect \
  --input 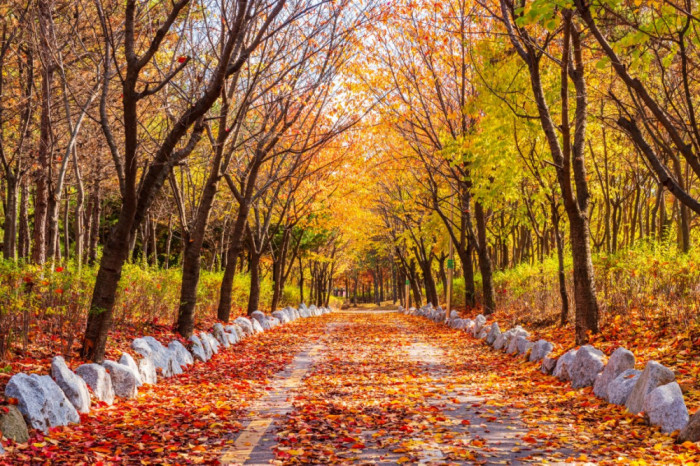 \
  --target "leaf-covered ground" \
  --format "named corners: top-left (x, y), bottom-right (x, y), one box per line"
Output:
top-left (269, 311), bottom-right (700, 465)
top-left (3, 310), bottom-right (700, 464)
top-left (0, 316), bottom-right (330, 464)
